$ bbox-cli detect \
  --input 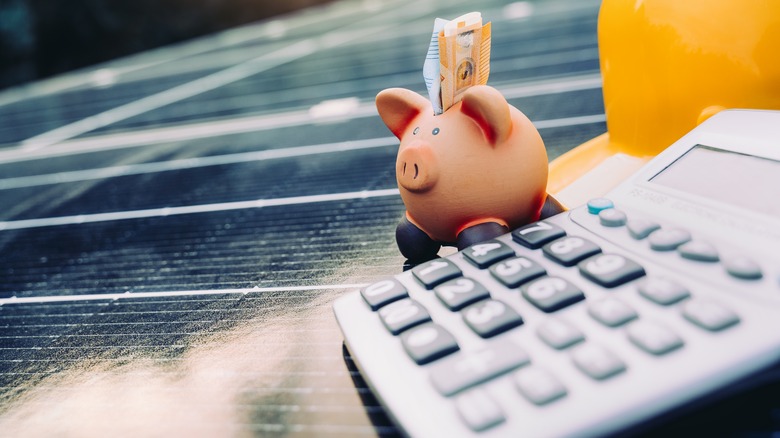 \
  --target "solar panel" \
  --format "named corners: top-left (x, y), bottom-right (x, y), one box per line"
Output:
top-left (2, 0), bottom-right (776, 435)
